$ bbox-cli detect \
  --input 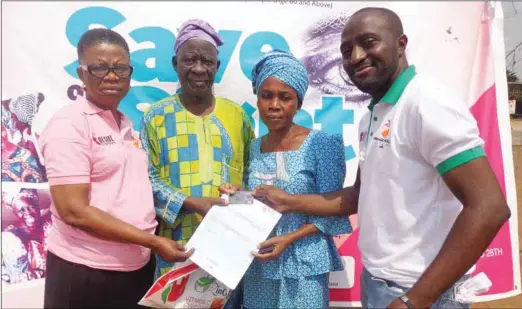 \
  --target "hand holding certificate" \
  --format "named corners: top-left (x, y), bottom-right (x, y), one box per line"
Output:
top-left (185, 193), bottom-right (282, 290)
